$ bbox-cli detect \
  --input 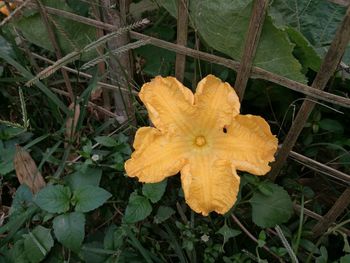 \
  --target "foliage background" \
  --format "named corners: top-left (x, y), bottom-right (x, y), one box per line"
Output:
top-left (0, 0), bottom-right (350, 262)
